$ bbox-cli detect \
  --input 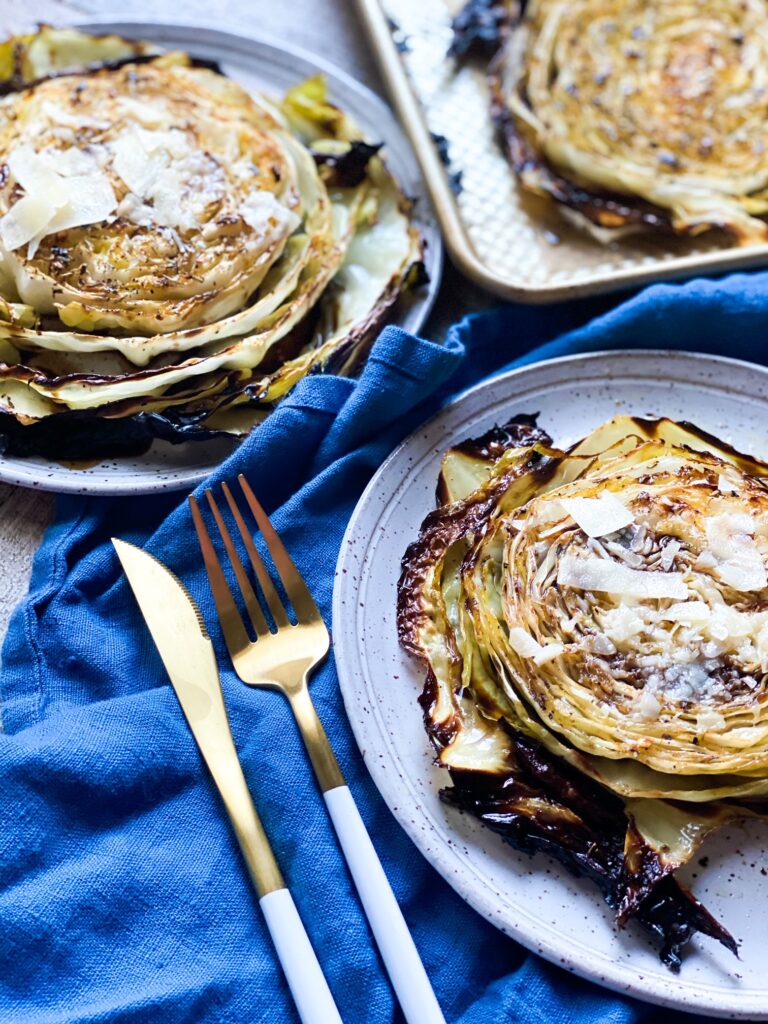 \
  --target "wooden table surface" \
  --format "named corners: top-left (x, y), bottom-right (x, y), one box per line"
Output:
top-left (0, 0), bottom-right (489, 642)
